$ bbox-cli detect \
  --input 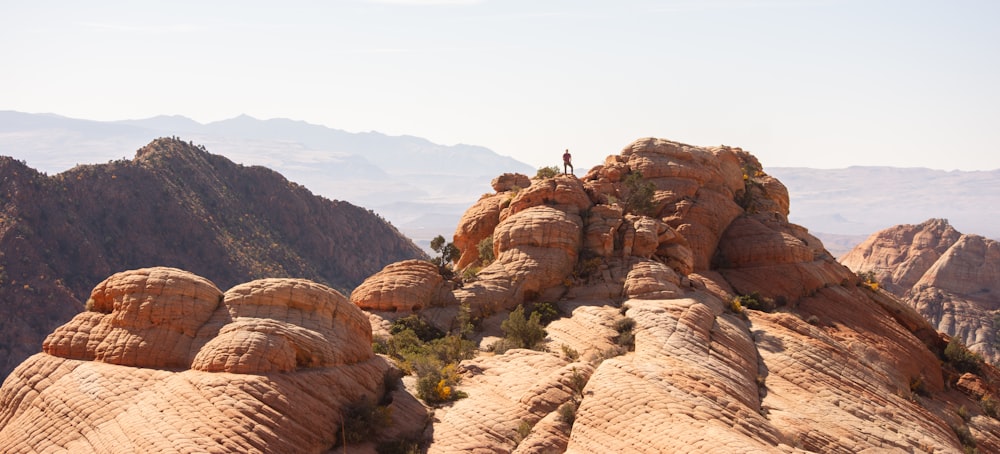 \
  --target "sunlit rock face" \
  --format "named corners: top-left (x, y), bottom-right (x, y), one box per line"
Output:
top-left (842, 218), bottom-right (1000, 364)
top-left (0, 267), bottom-right (396, 453)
